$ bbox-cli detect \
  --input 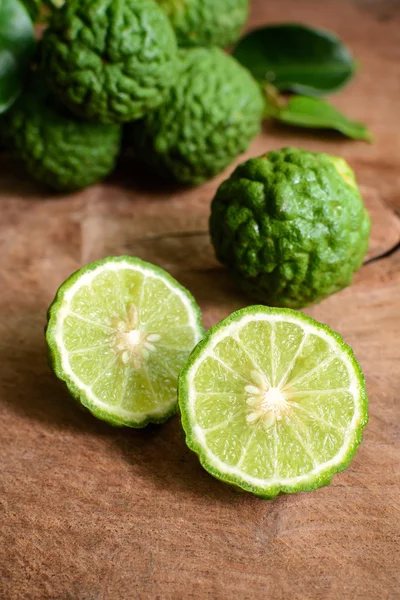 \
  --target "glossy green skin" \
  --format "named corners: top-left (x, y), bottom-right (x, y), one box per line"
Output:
top-left (178, 305), bottom-right (368, 499)
top-left (41, 0), bottom-right (179, 124)
top-left (156, 0), bottom-right (249, 48)
top-left (210, 148), bottom-right (371, 307)
top-left (131, 47), bottom-right (264, 185)
top-left (3, 79), bottom-right (121, 192)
